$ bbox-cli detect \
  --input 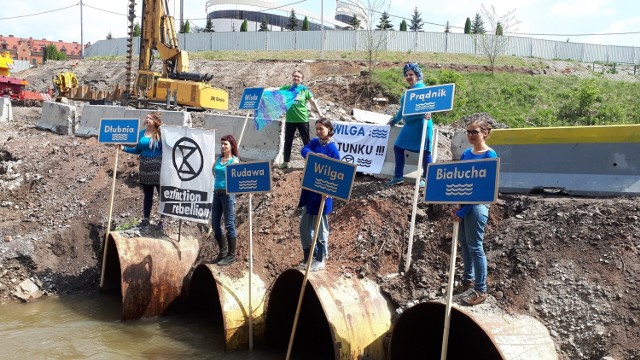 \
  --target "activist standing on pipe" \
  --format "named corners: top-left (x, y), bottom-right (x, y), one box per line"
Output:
top-left (211, 134), bottom-right (240, 265)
